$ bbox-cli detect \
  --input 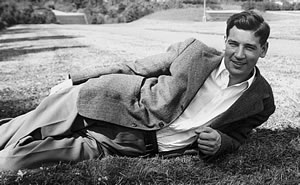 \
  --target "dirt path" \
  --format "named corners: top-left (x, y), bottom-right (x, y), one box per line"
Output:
top-left (0, 19), bottom-right (299, 128)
